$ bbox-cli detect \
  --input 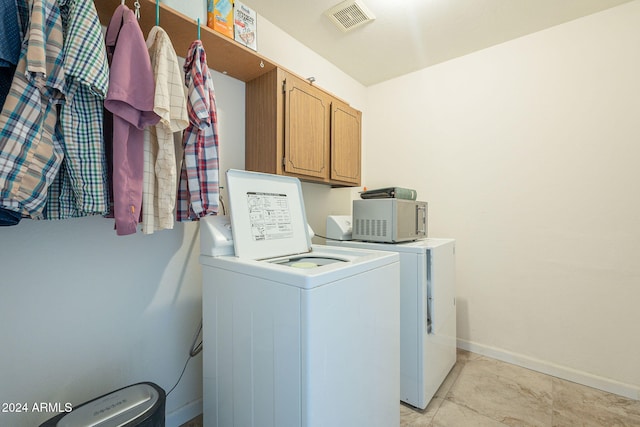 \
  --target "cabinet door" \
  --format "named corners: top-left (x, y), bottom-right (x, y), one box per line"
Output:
top-left (283, 74), bottom-right (331, 180)
top-left (331, 101), bottom-right (361, 185)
